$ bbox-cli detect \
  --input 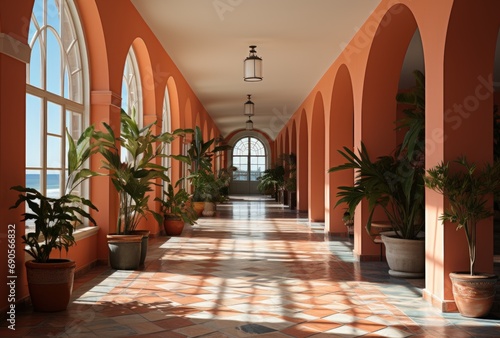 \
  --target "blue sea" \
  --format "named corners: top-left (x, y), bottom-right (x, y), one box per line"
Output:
top-left (26, 173), bottom-right (60, 197)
